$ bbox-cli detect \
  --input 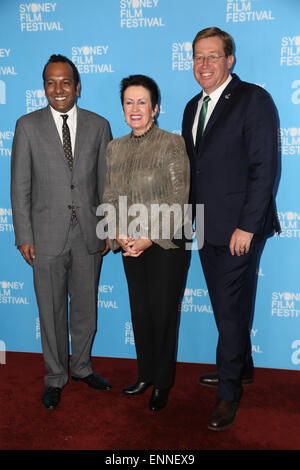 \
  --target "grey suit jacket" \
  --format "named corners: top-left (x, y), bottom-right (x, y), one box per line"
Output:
top-left (11, 105), bottom-right (112, 255)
